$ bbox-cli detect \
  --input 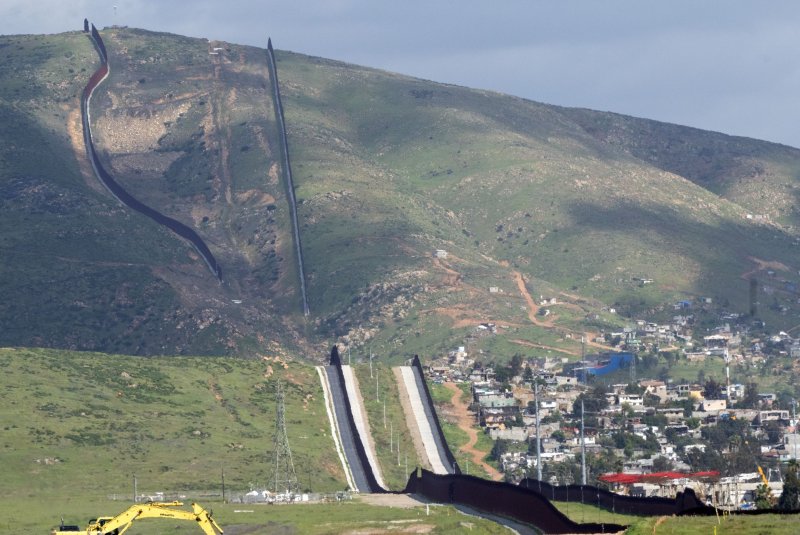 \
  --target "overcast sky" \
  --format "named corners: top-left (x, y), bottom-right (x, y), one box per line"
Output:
top-left (3, 0), bottom-right (800, 148)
